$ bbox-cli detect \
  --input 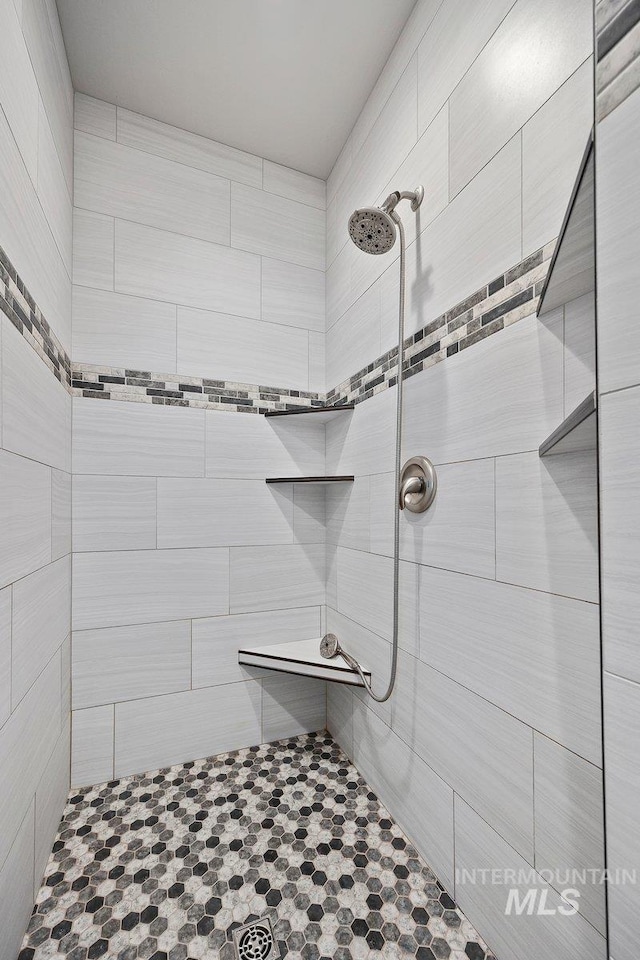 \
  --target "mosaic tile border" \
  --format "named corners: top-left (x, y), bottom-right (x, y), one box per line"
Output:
top-left (0, 246), bottom-right (72, 389)
top-left (597, 0), bottom-right (640, 120)
top-left (20, 731), bottom-right (497, 960)
top-left (1, 239), bottom-right (551, 417)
